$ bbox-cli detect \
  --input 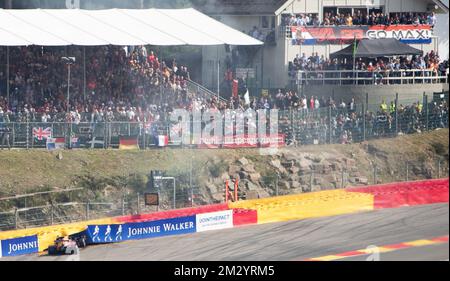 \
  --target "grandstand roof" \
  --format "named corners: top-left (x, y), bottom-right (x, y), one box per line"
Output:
top-left (0, 8), bottom-right (263, 46)
top-left (433, 0), bottom-right (449, 13)
top-left (194, 0), bottom-right (291, 16)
